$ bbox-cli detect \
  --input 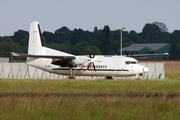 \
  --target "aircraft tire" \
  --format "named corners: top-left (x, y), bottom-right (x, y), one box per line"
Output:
top-left (106, 76), bottom-right (113, 79)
